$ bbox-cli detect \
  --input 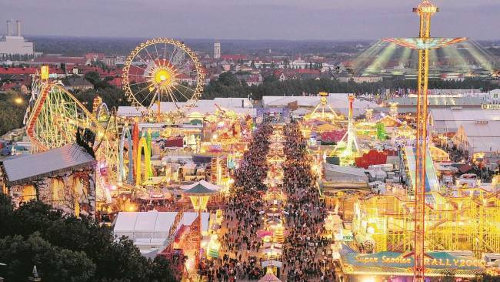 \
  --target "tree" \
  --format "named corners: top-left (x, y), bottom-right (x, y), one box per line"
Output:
top-left (0, 194), bottom-right (13, 237)
top-left (0, 232), bottom-right (96, 282)
top-left (0, 197), bottom-right (177, 281)
top-left (283, 58), bottom-right (290, 69)
top-left (217, 72), bottom-right (240, 87)
top-left (0, 89), bottom-right (27, 136)
top-left (84, 71), bottom-right (101, 86)
top-left (149, 256), bottom-right (178, 282)
top-left (73, 87), bottom-right (128, 112)
top-left (263, 75), bottom-right (278, 84)
top-left (200, 75), bottom-right (496, 103)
